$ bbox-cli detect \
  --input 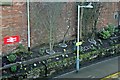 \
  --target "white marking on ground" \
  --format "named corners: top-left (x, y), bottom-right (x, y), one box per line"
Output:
top-left (87, 75), bottom-right (92, 78)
